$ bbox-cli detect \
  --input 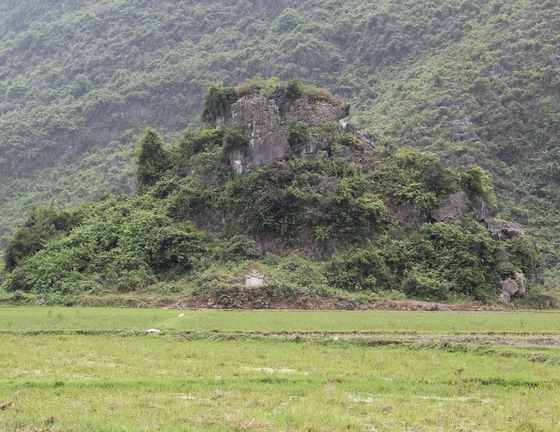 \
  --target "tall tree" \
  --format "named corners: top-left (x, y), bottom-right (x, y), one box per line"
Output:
top-left (136, 129), bottom-right (168, 189)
